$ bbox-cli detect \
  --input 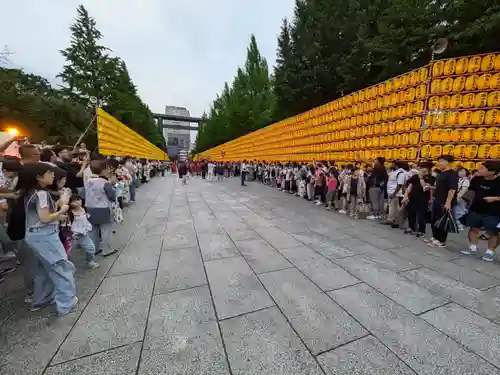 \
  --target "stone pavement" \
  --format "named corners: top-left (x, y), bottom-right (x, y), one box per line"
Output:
top-left (1, 175), bottom-right (500, 375)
